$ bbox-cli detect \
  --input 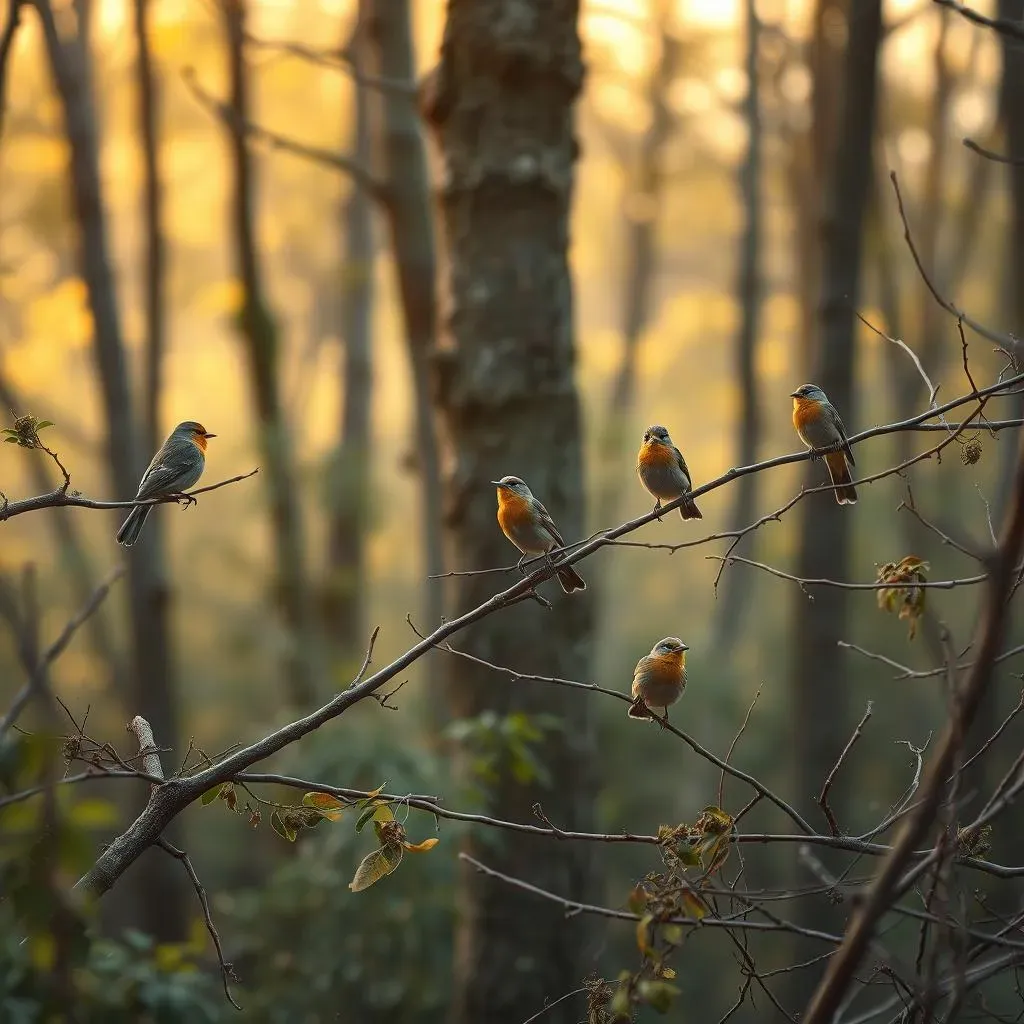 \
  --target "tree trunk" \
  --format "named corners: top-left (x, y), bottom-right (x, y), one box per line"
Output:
top-left (425, 3), bottom-right (595, 1021)
top-left (322, 8), bottom-right (374, 653)
top-left (362, 0), bottom-right (445, 651)
top-left (790, 0), bottom-right (881, 1001)
top-left (35, 0), bottom-right (185, 941)
top-left (222, 0), bottom-right (318, 707)
top-left (133, 0), bottom-right (164, 456)
top-left (712, 0), bottom-right (763, 651)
